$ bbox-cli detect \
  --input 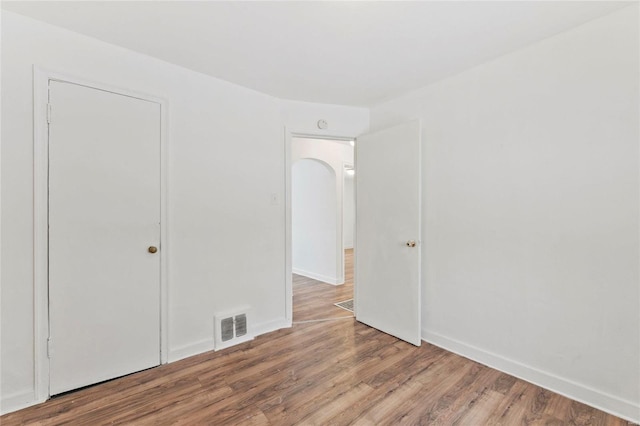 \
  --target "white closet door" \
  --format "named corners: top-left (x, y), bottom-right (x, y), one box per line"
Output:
top-left (48, 80), bottom-right (161, 395)
top-left (355, 121), bottom-right (422, 346)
